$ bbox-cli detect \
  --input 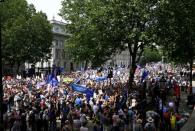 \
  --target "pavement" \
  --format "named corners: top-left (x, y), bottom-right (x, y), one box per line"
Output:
top-left (177, 91), bottom-right (195, 131)
top-left (180, 108), bottom-right (195, 131)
